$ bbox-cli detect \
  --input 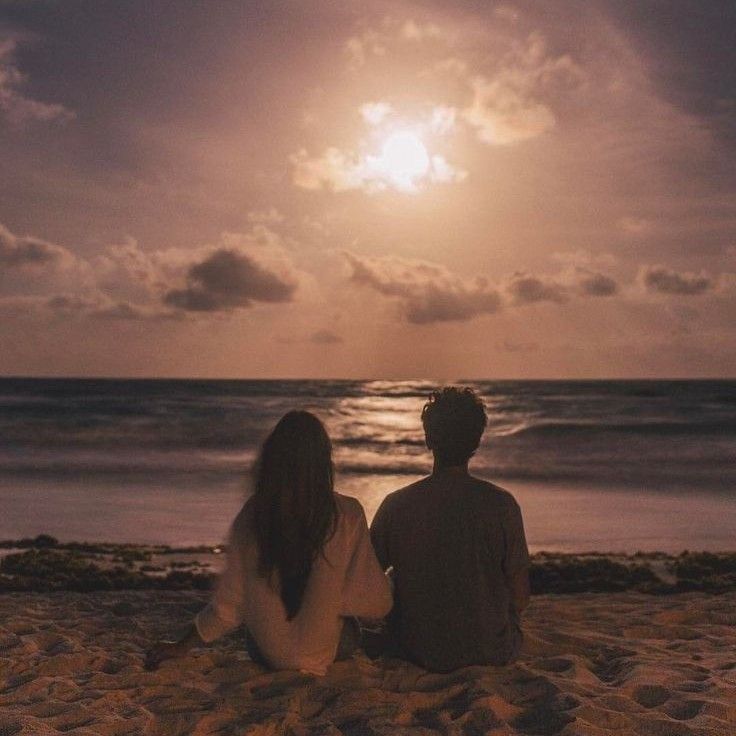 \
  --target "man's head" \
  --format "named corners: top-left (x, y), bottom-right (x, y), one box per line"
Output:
top-left (421, 386), bottom-right (487, 466)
